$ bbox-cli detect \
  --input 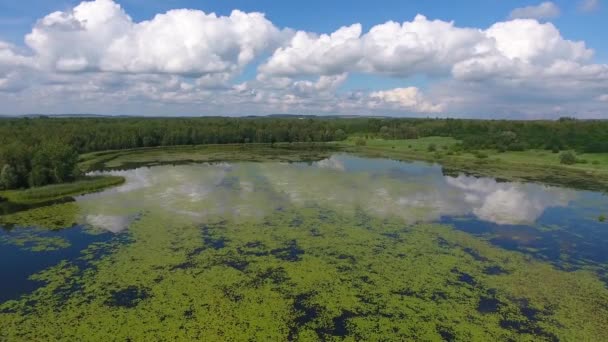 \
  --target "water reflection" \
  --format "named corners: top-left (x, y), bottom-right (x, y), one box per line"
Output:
top-left (73, 155), bottom-right (582, 233)
top-left (445, 176), bottom-right (572, 225)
